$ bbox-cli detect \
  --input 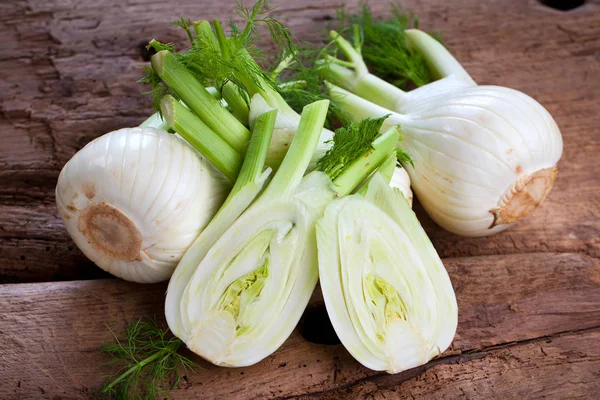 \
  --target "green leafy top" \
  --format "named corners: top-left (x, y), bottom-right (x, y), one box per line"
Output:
top-left (271, 3), bottom-right (435, 128)
top-left (233, 0), bottom-right (295, 56)
top-left (396, 146), bottom-right (414, 167)
top-left (317, 115), bottom-right (389, 180)
top-left (139, 67), bottom-right (171, 113)
top-left (139, 41), bottom-right (178, 111)
top-left (143, 0), bottom-right (295, 112)
top-left (101, 317), bottom-right (196, 400)
top-left (336, 3), bottom-right (434, 89)
top-left (171, 17), bottom-right (194, 43)
top-left (272, 46), bottom-right (349, 129)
